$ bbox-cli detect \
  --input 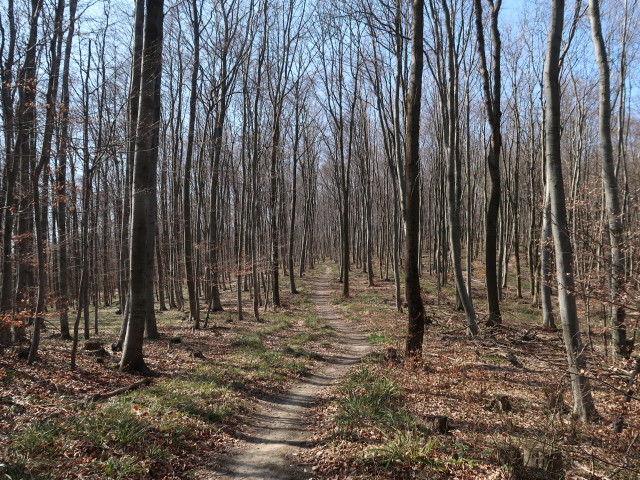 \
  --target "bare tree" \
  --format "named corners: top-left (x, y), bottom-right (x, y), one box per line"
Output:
top-left (437, 0), bottom-right (478, 335)
top-left (588, 0), bottom-right (628, 357)
top-left (54, 0), bottom-right (79, 341)
top-left (544, 0), bottom-right (596, 421)
top-left (120, 0), bottom-right (164, 373)
top-left (28, 0), bottom-right (66, 363)
top-left (404, 0), bottom-right (428, 355)
top-left (183, 0), bottom-right (201, 328)
top-left (473, 0), bottom-right (502, 326)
